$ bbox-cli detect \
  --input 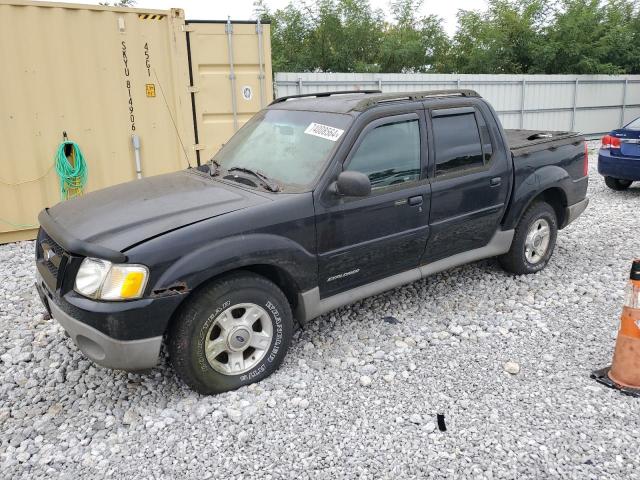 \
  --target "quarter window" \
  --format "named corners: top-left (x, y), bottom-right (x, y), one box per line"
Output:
top-left (346, 119), bottom-right (420, 189)
top-left (432, 112), bottom-right (484, 176)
